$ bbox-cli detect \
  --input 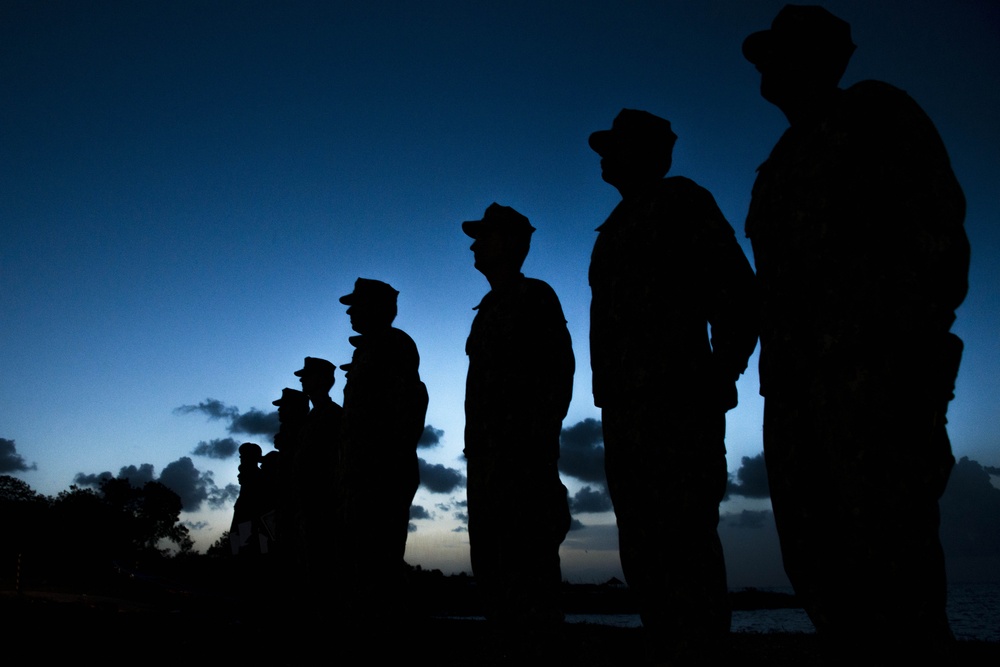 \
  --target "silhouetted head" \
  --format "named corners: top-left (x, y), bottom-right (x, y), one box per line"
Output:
top-left (340, 277), bottom-right (398, 334)
top-left (294, 356), bottom-right (336, 397)
top-left (743, 5), bottom-right (855, 118)
top-left (238, 442), bottom-right (263, 462)
top-left (463, 203), bottom-right (535, 282)
top-left (589, 109), bottom-right (676, 197)
top-left (272, 386), bottom-right (310, 422)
